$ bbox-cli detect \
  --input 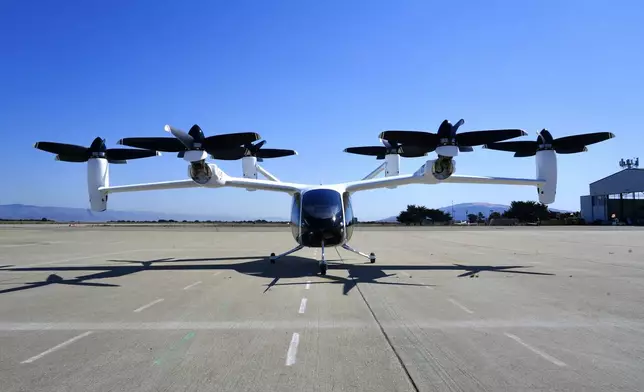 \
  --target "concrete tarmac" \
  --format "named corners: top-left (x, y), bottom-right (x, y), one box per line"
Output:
top-left (1, 224), bottom-right (643, 391)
